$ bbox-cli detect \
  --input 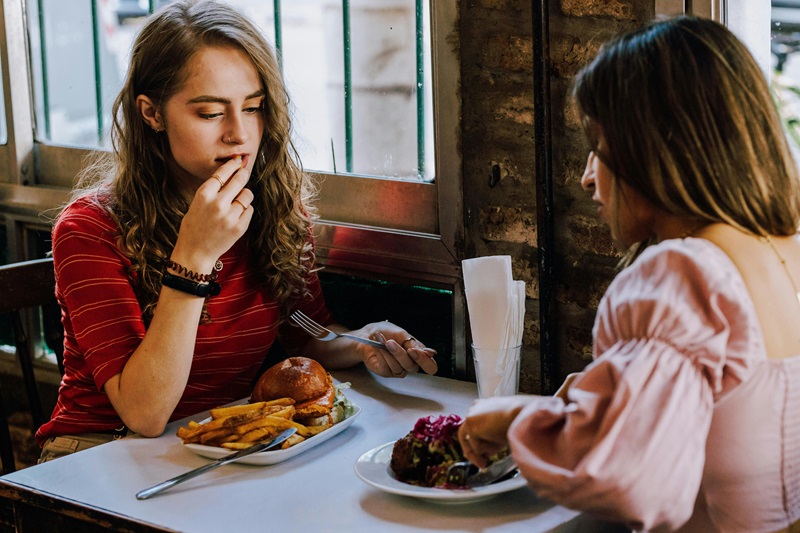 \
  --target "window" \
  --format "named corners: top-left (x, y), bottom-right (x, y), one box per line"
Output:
top-left (0, 67), bottom-right (7, 146)
top-left (656, 1), bottom-right (771, 73)
top-left (30, 0), bottom-right (435, 182)
top-left (18, 0), bottom-right (460, 274)
top-left (0, 0), bottom-right (464, 363)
